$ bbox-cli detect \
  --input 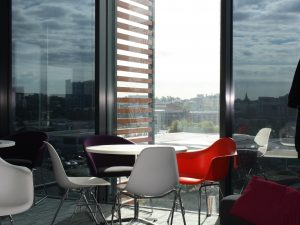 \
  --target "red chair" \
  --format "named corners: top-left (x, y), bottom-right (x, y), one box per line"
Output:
top-left (176, 137), bottom-right (237, 225)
